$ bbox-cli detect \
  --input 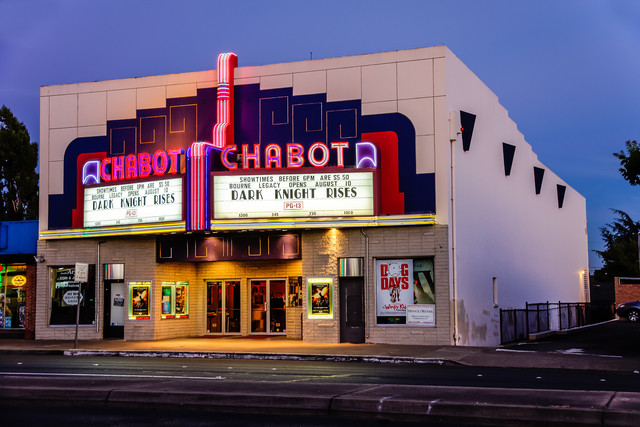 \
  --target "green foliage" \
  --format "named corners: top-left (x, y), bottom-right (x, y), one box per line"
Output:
top-left (594, 209), bottom-right (640, 281)
top-left (0, 105), bottom-right (39, 220)
top-left (613, 140), bottom-right (640, 186)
